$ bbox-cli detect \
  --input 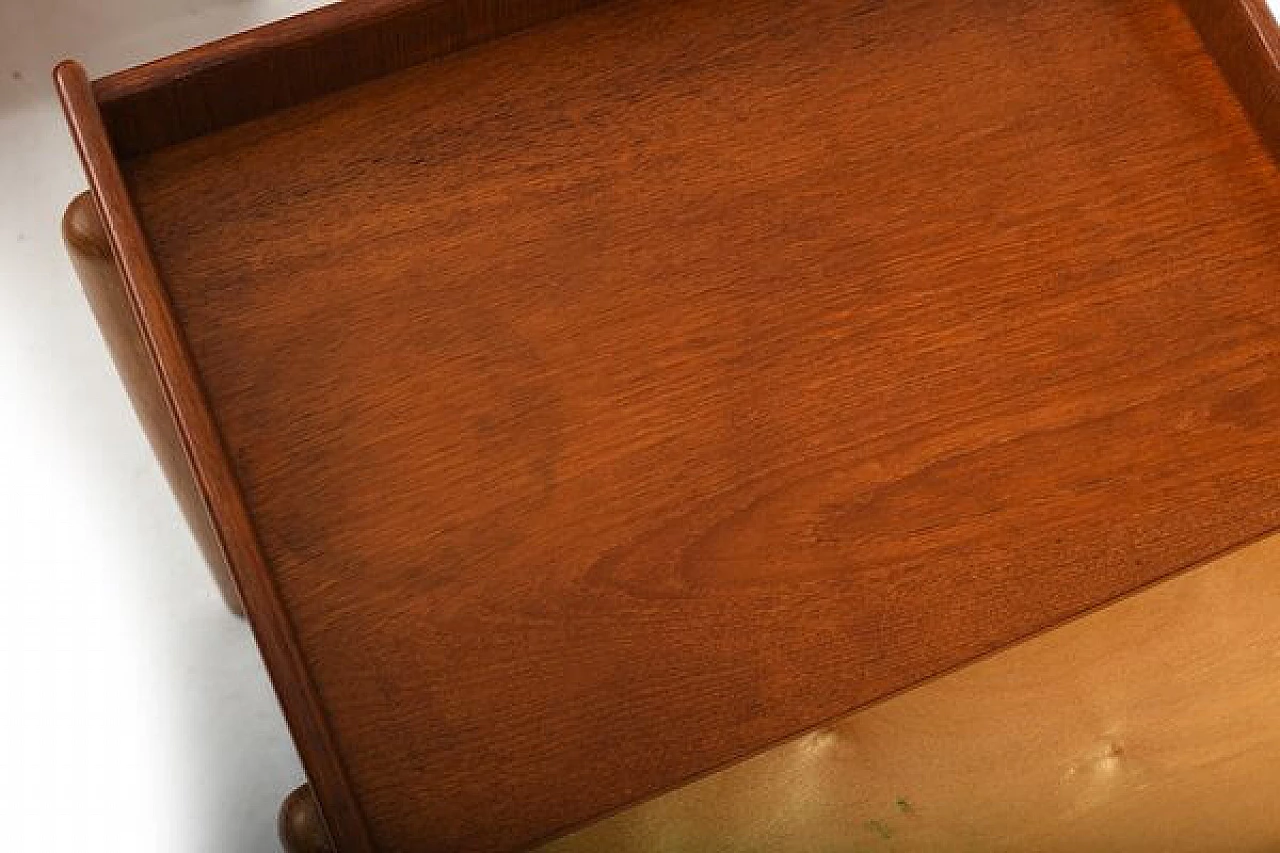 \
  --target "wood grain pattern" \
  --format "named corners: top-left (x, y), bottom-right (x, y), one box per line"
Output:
top-left (1181, 0), bottom-right (1280, 159)
top-left (53, 63), bottom-right (377, 853)
top-left (542, 532), bottom-right (1280, 853)
top-left (107, 0), bottom-right (1280, 850)
top-left (62, 192), bottom-right (246, 616)
top-left (95, 0), bottom-right (605, 158)
top-left (56, 0), bottom-right (1280, 850)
